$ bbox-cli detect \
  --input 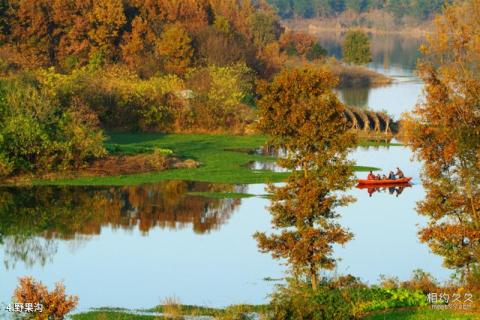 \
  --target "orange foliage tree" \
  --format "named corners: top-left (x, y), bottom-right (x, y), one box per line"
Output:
top-left (88, 0), bottom-right (126, 60)
top-left (13, 277), bottom-right (78, 320)
top-left (254, 67), bottom-right (356, 289)
top-left (402, 0), bottom-right (480, 286)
